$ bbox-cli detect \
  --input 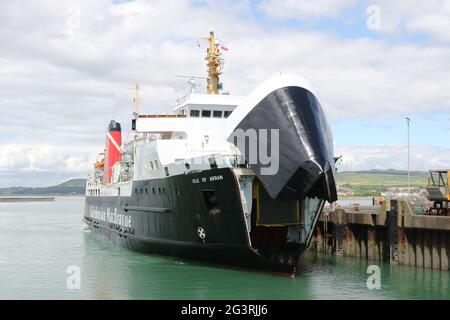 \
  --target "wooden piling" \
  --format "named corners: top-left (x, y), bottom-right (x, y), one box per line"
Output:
top-left (424, 230), bottom-right (432, 269)
top-left (348, 226), bottom-right (355, 258)
top-left (440, 232), bottom-right (449, 271)
top-left (398, 227), bottom-right (409, 265)
top-left (367, 227), bottom-right (376, 260)
top-left (343, 224), bottom-right (351, 257)
top-left (416, 229), bottom-right (424, 268)
top-left (354, 226), bottom-right (361, 258)
top-left (432, 231), bottom-right (441, 270)
top-left (360, 227), bottom-right (367, 259)
top-left (408, 229), bottom-right (416, 267)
